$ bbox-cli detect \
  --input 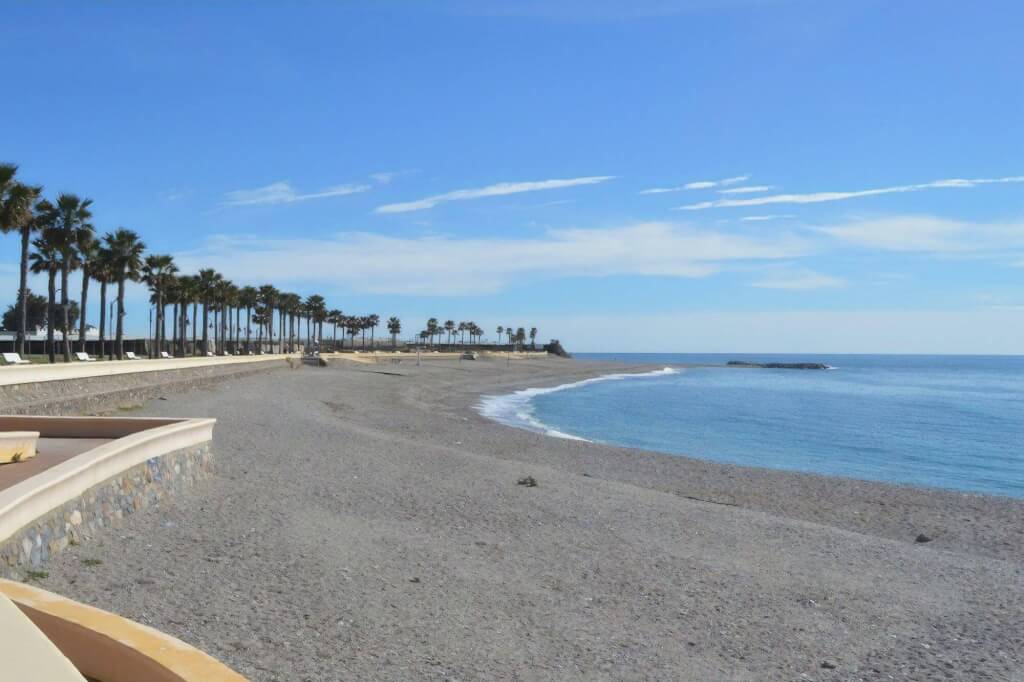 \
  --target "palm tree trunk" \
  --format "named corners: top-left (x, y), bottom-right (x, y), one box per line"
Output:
top-left (245, 306), bottom-right (252, 352)
top-left (47, 268), bottom-right (57, 363)
top-left (60, 263), bottom-right (71, 362)
top-left (115, 278), bottom-right (126, 360)
top-left (78, 267), bottom-right (90, 354)
top-left (17, 226), bottom-right (31, 356)
top-left (161, 302), bottom-right (167, 355)
top-left (201, 303), bottom-right (209, 355)
top-left (98, 281), bottom-right (107, 361)
top-left (235, 308), bottom-right (241, 354)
